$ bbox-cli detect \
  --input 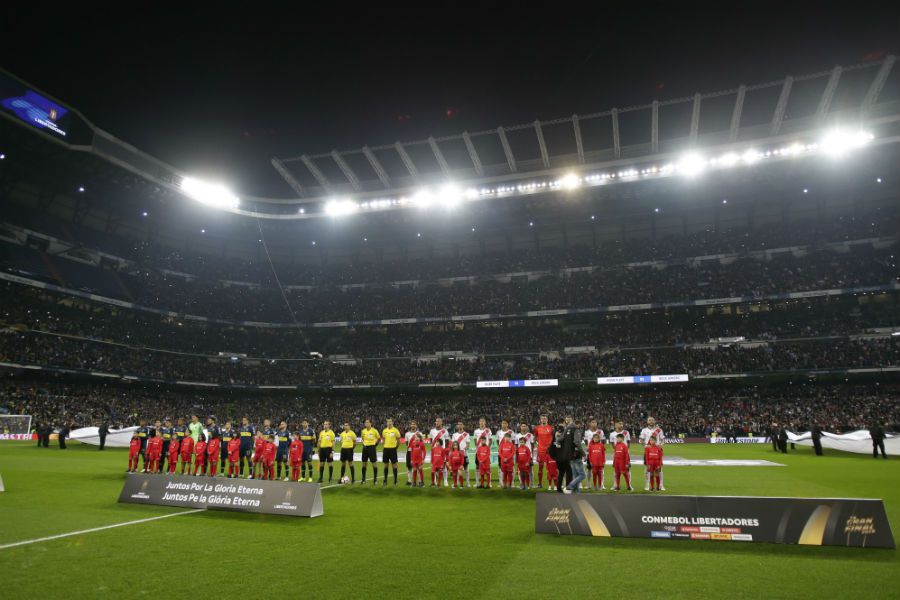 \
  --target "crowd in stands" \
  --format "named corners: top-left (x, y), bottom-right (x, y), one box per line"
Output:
top-left (2, 281), bottom-right (897, 357)
top-left (118, 243), bottom-right (899, 323)
top-left (2, 327), bottom-right (897, 386)
top-left (3, 381), bottom-right (897, 436)
top-left (2, 211), bottom-right (898, 324)
top-left (119, 210), bottom-right (899, 285)
top-left (2, 205), bottom-right (898, 441)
